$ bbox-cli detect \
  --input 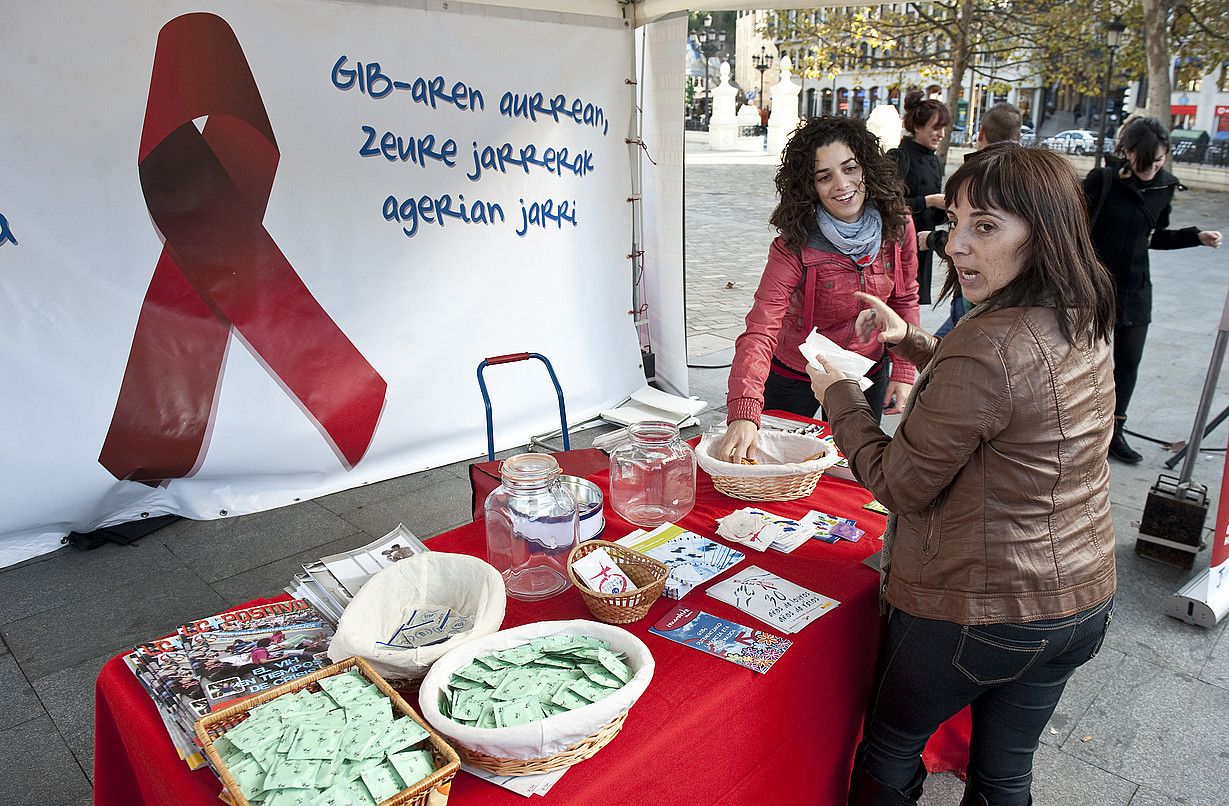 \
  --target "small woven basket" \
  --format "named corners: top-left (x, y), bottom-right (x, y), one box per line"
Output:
top-left (709, 469), bottom-right (825, 502)
top-left (455, 711), bottom-right (628, 775)
top-left (566, 540), bottom-right (669, 624)
top-left (196, 656), bottom-right (460, 806)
